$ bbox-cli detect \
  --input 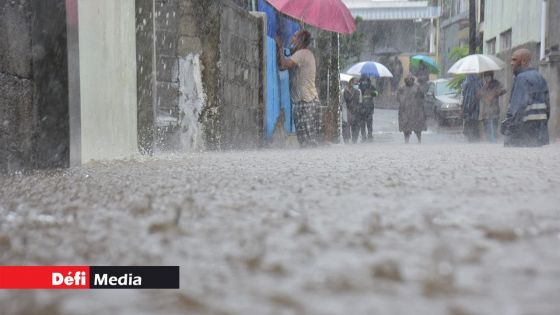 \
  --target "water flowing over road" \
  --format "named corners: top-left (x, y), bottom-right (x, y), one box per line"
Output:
top-left (1, 110), bottom-right (560, 315)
